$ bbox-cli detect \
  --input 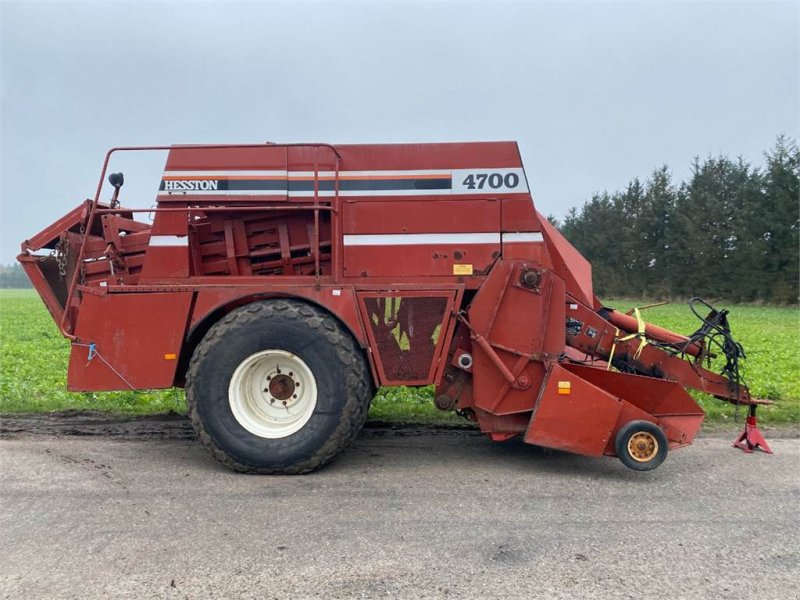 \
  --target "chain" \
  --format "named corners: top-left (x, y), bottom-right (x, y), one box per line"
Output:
top-left (78, 222), bottom-right (87, 285)
top-left (55, 236), bottom-right (69, 277)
